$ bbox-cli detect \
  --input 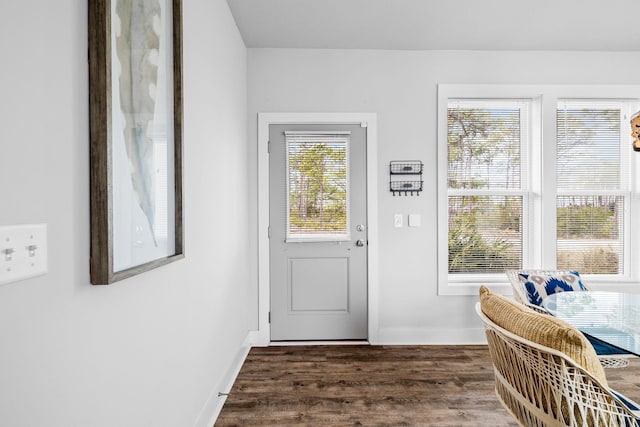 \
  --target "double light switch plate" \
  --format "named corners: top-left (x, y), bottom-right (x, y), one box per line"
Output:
top-left (0, 224), bottom-right (48, 286)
